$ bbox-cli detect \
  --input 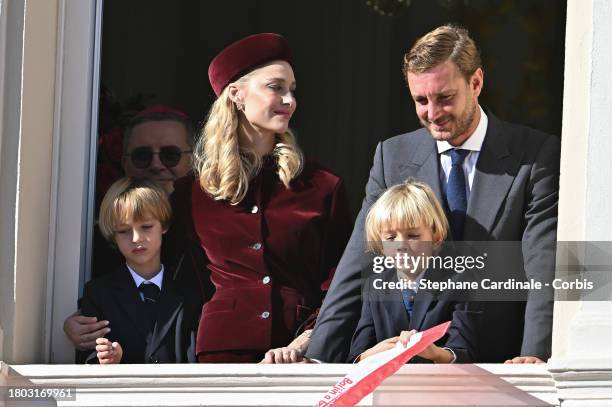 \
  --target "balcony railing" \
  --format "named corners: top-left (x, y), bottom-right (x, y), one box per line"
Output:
top-left (1, 362), bottom-right (557, 406)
